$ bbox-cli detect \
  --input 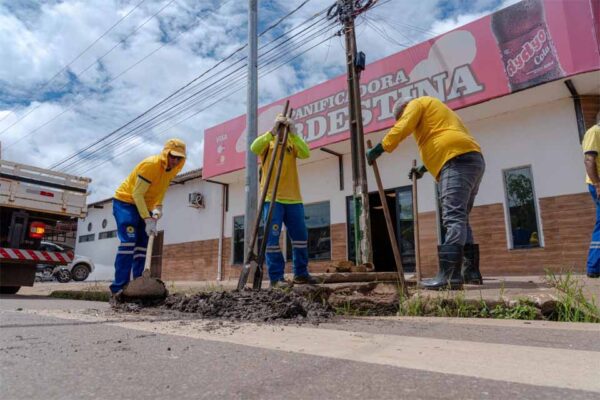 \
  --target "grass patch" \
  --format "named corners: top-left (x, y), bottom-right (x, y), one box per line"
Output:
top-left (49, 290), bottom-right (110, 302)
top-left (398, 292), bottom-right (540, 320)
top-left (544, 270), bottom-right (600, 323)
